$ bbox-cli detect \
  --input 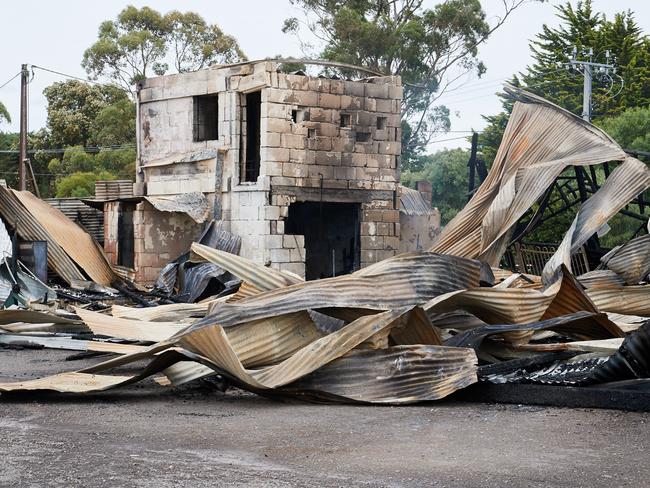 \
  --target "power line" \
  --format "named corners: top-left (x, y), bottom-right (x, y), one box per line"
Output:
top-left (0, 72), bottom-right (21, 90)
top-left (0, 144), bottom-right (136, 155)
top-left (428, 135), bottom-right (474, 144)
top-left (30, 65), bottom-right (122, 90)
